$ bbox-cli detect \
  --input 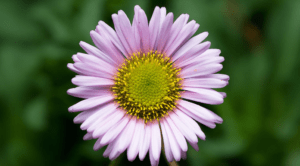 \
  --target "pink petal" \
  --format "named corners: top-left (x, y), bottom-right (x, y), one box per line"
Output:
top-left (132, 5), bottom-right (141, 52)
top-left (150, 121), bottom-right (161, 161)
top-left (139, 124), bottom-right (151, 161)
top-left (198, 73), bottom-right (230, 81)
top-left (199, 48), bottom-right (221, 58)
top-left (182, 78), bottom-right (228, 89)
top-left (165, 117), bottom-right (188, 152)
top-left (73, 105), bottom-right (105, 124)
top-left (112, 14), bottom-right (132, 57)
top-left (137, 9), bottom-right (150, 53)
top-left (73, 63), bottom-right (113, 79)
top-left (97, 21), bottom-right (127, 56)
top-left (108, 138), bottom-right (122, 160)
top-left (100, 115), bottom-right (131, 146)
top-left (79, 41), bottom-right (114, 65)
top-left (160, 119), bottom-right (174, 162)
top-left (186, 56), bottom-right (225, 69)
top-left (181, 150), bottom-right (187, 159)
top-left (108, 141), bottom-right (122, 160)
top-left (90, 31), bottom-right (123, 65)
top-left (93, 137), bottom-right (104, 151)
top-left (168, 112), bottom-right (198, 144)
top-left (127, 119), bottom-right (143, 161)
top-left (103, 142), bottom-right (115, 157)
top-left (181, 64), bottom-right (223, 78)
top-left (72, 54), bottom-right (80, 62)
top-left (92, 109), bottom-right (125, 138)
top-left (165, 20), bottom-right (196, 56)
top-left (163, 14), bottom-right (188, 54)
top-left (178, 100), bottom-right (217, 120)
top-left (175, 41), bottom-right (211, 67)
top-left (83, 132), bottom-right (93, 140)
top-left (86, 105), bottom-right (117, 133)
top-left (182, 88), bottom-right (224, 105)
top-left (149, 147), bottom-right (159, 166)
top-left (156, 13), bottom-right (173, 53)
top-left (67, 63), bottom-right (83, 75)
top-left (172, 32), bottom-right (208, 61)
top-left (220, 92), bottom-right (227, 98)
top-left (177, 104), bottom-right (217, 129)
top-left (161, 119), bottom-right (181, 161)
top-left (76, 53), bottom-right (116, 75)
top-left (118, 10), bottom-right (138, 53)
top-left (71, 75), bottom-right (114, 87)
top-left (67, 86), bottom-right (110, 99)
top-left (149, 7), bottom-right (161, 51)
top-left (174, 109), bottom-right (206, 140)
top-left (116, 117), bottom-right (137, 153)
top-left (80, 102), bottom-right (118, 130)
top-left (68, 95), bottom-right (114, 112)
